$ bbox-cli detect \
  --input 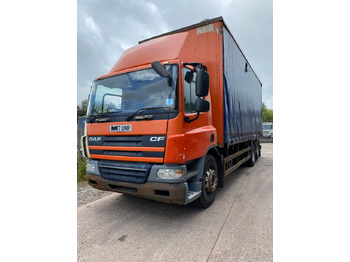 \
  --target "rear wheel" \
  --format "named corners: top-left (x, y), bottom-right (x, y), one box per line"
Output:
top-left (195, 154), bottom-right (218, 208)
top-left (246, 143), bottom-right (256, 167)
top-left (255, 141), bottom-right (260, 160)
